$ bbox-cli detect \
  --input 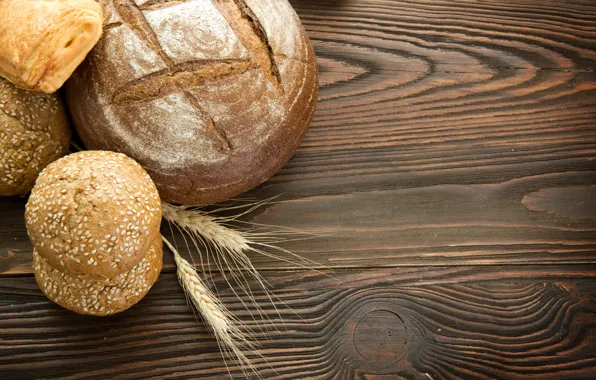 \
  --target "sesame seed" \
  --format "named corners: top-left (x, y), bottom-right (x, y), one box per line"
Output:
top-left (27, 150), bottom-right (162, 315)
